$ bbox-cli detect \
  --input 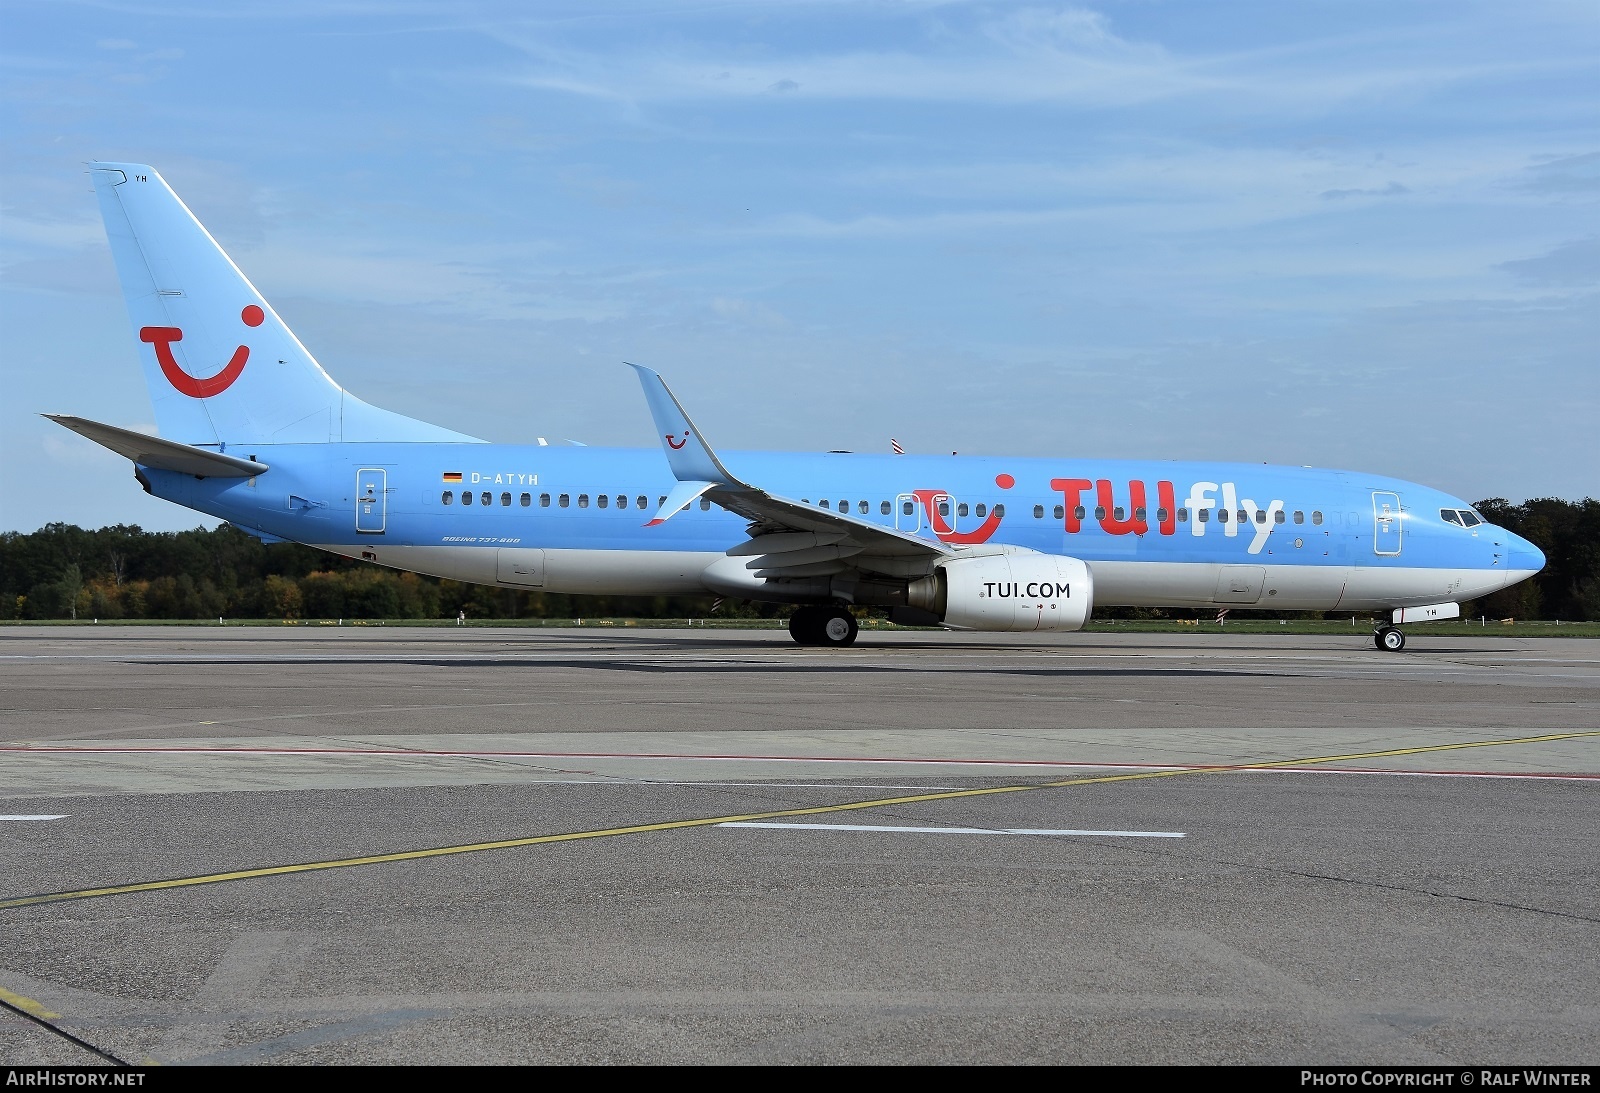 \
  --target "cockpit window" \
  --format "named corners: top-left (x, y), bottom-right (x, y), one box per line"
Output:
top-left (1442, 508), bottom-right (1482, 527)
top-left (1441, 508), bottom-right (1462, 526)
top-left (1460, 510), bottom-right (1482, 527)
